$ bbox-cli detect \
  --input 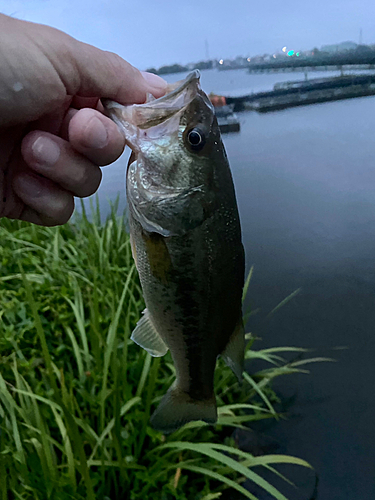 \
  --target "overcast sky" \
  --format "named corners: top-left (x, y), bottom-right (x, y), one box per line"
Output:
top-left (1, 0), bottom-right (374, 69)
